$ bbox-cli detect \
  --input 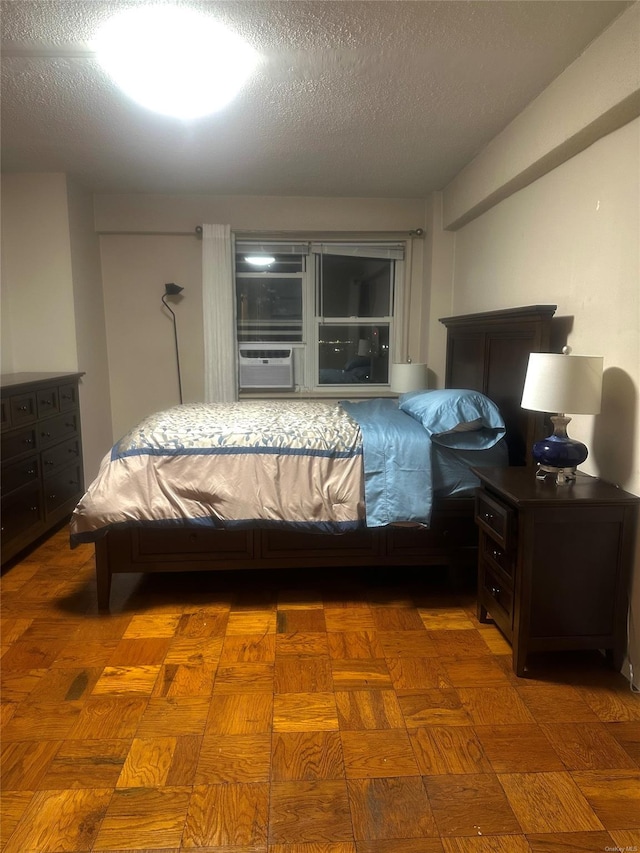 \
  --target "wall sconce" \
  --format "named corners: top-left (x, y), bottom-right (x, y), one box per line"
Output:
top-left (162, 283), bottom-right (185, 404)
top-left (521, 350), bottom-right (603, 484)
